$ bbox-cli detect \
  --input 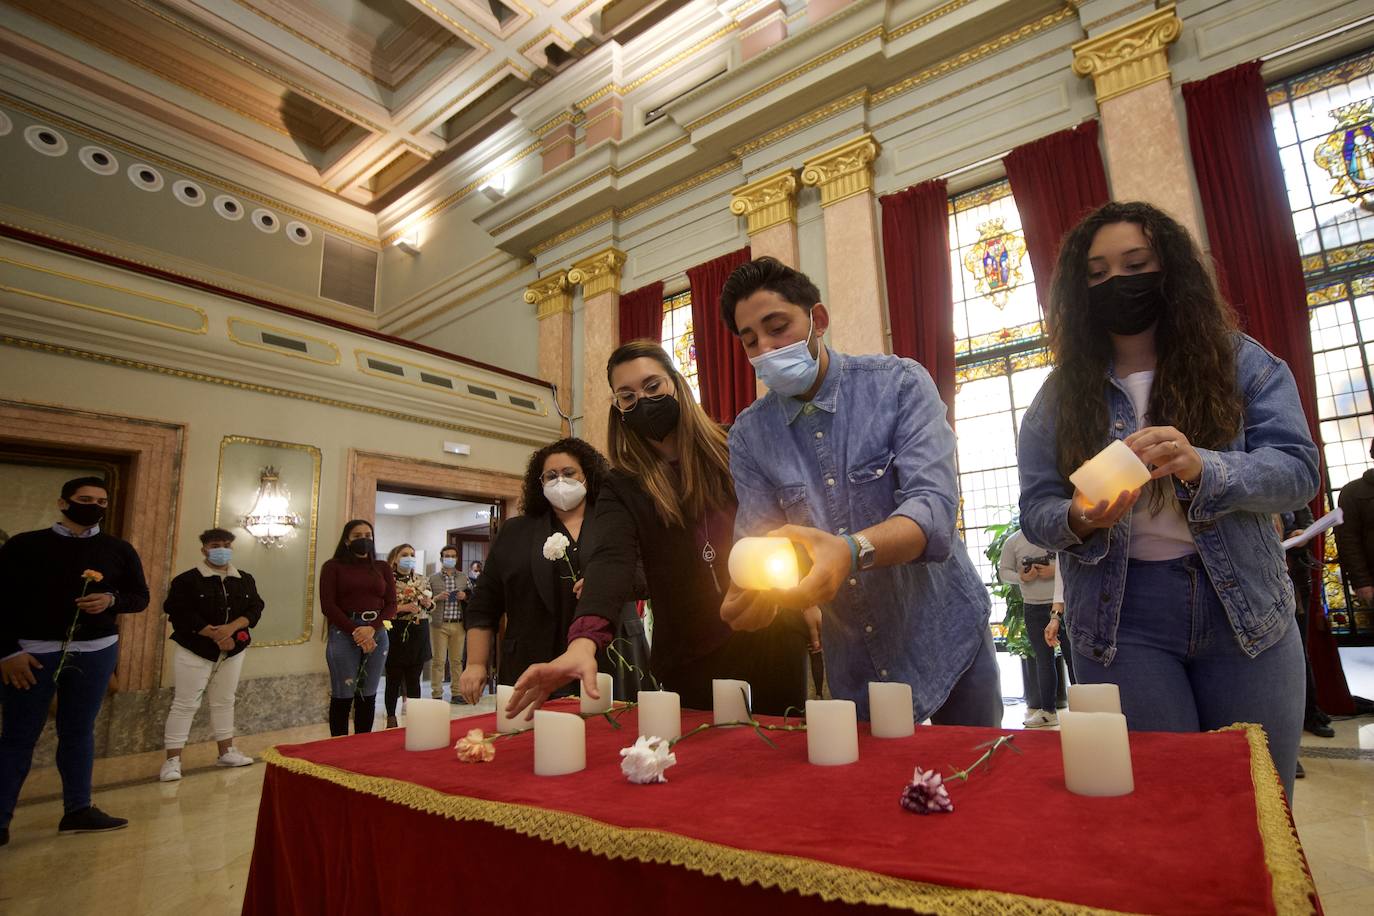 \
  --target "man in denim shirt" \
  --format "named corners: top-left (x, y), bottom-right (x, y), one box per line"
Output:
top-left (719, 257), bottom-right (1000, 725)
